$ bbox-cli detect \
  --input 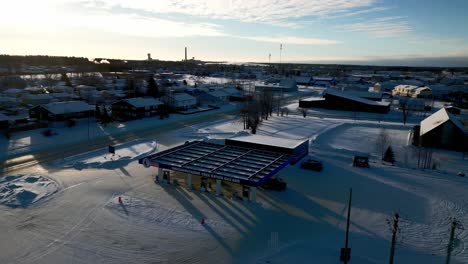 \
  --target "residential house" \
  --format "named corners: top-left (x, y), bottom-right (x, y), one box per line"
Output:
top-left (112, 97), bottom-right (164, 121)
top-left (29, 101), bottom-right (94, 122)
top-left (392, 85), bottom-right (432, 98)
